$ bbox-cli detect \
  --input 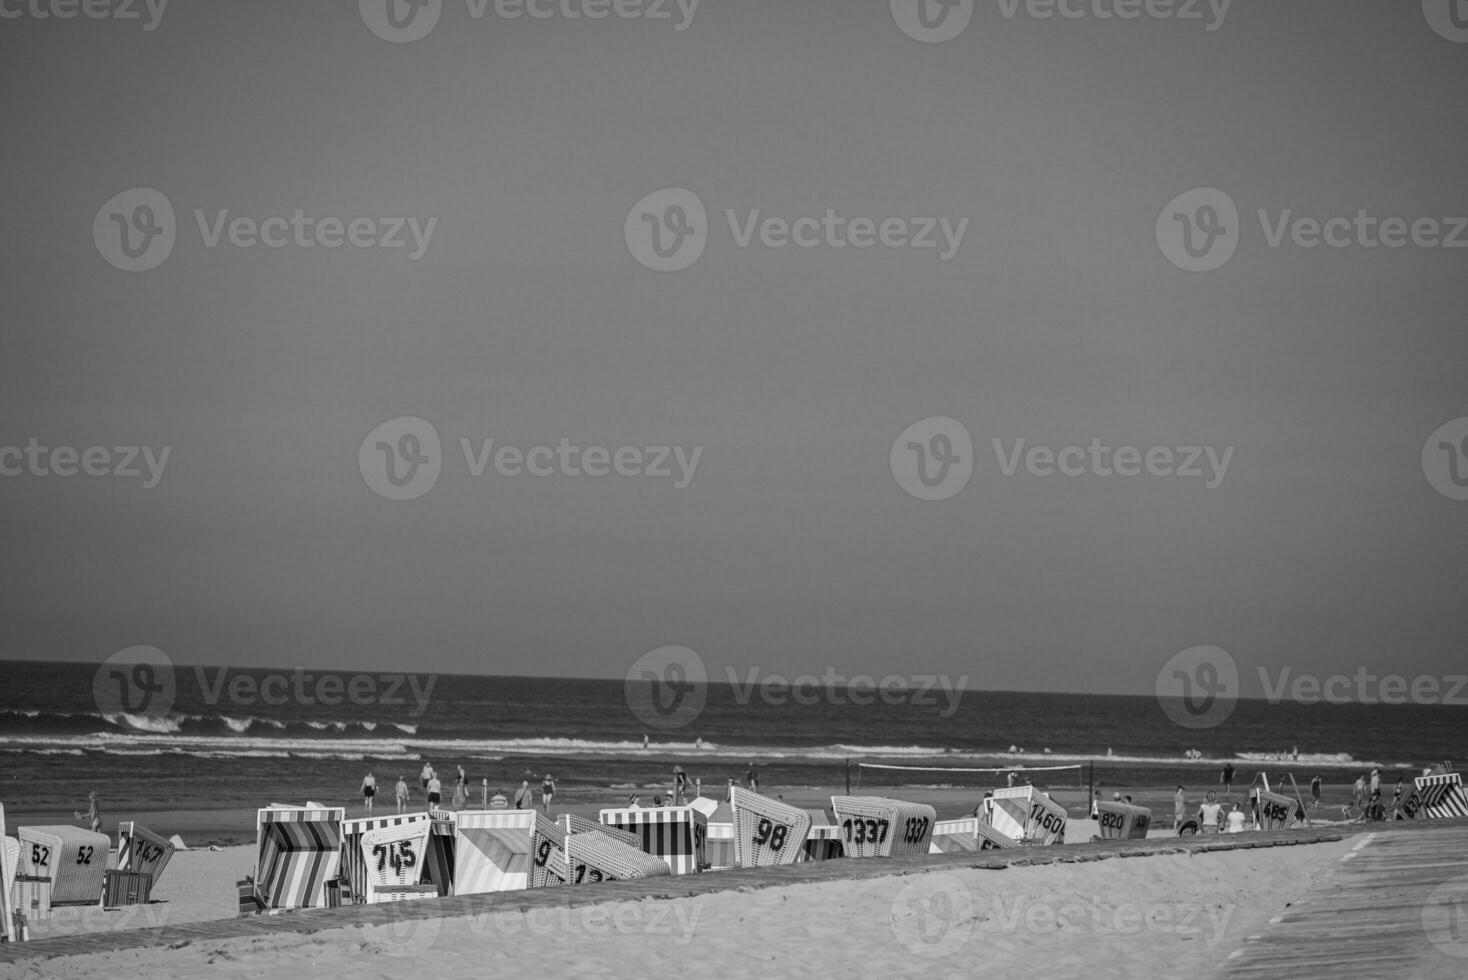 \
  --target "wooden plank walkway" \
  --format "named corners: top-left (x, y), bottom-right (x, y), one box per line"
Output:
top-left (1218, 819), bottom-right (1468, 979)
top-left (0, 825), bottom-right (1345, 964)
